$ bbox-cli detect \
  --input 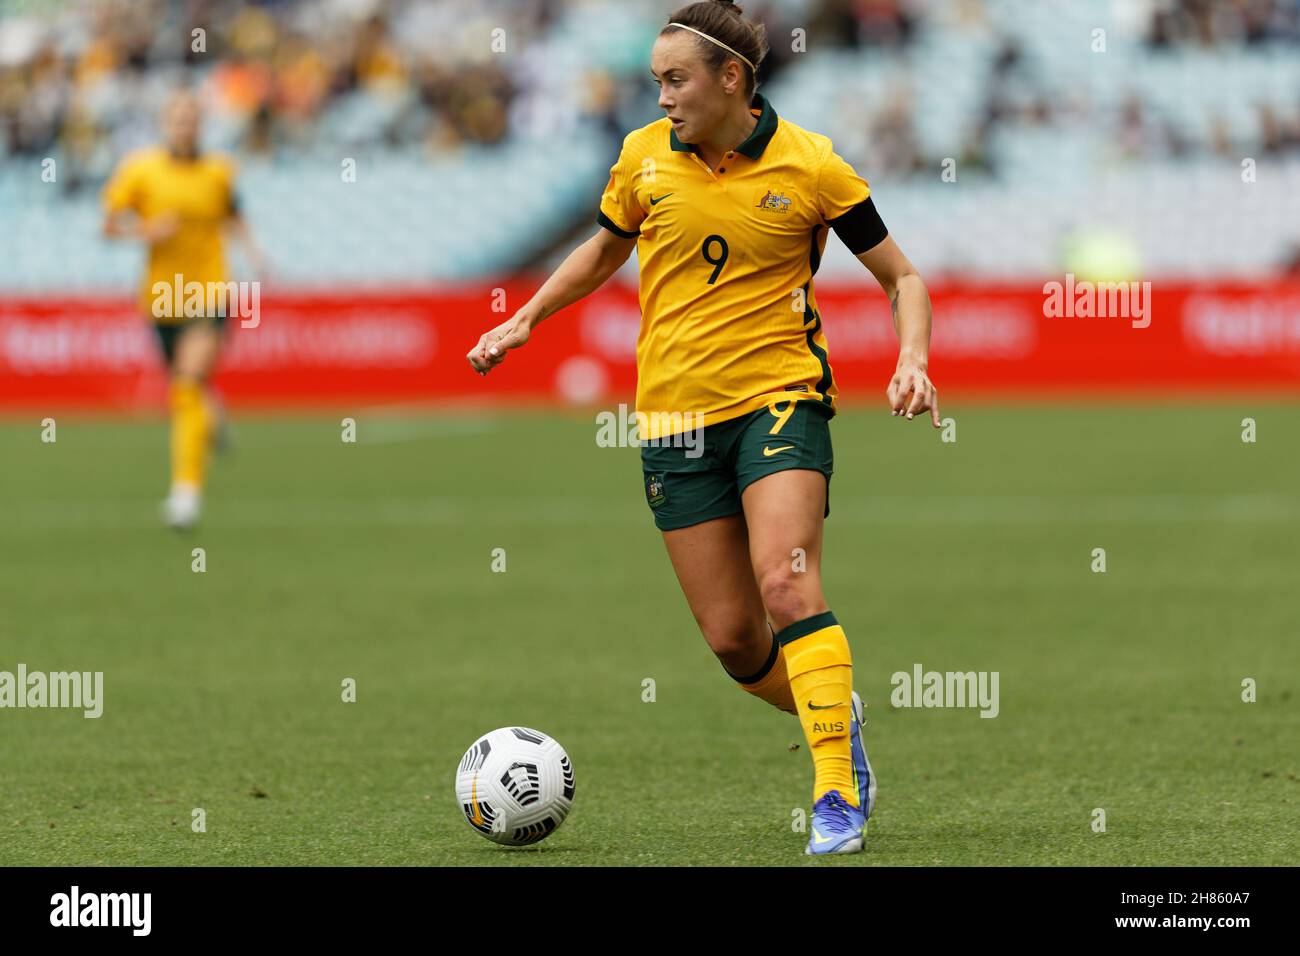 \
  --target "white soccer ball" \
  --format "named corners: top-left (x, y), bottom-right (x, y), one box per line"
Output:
top-left (454, 727), bottom-right (575, 846)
